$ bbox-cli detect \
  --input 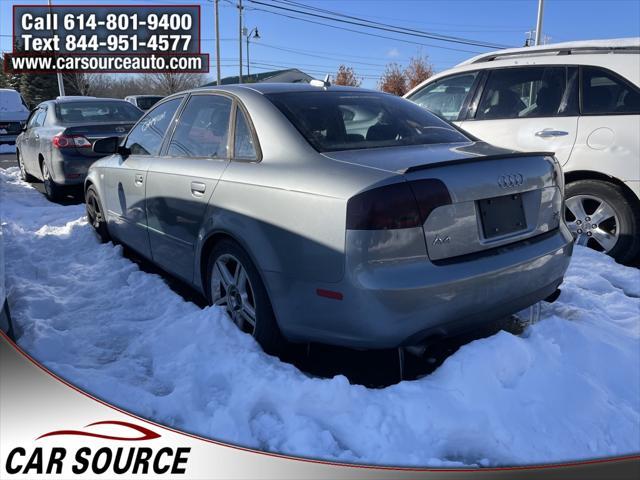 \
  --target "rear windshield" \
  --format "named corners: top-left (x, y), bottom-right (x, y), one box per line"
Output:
top-left (56, 101), bottom-right (143, 123)
top-left (265, 91), bottom-right (469, 152)
top-left (136, 96), bottom-right (163, 110)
